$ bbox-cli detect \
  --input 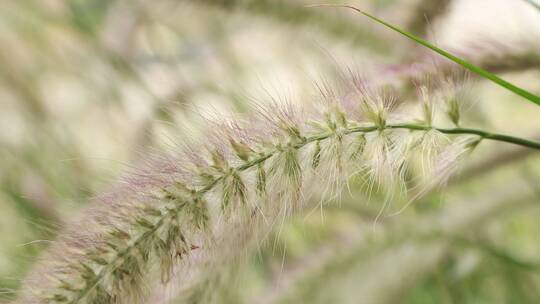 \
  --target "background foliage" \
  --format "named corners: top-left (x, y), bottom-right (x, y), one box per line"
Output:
top-left (1, 0), bottom-right (539, 303)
